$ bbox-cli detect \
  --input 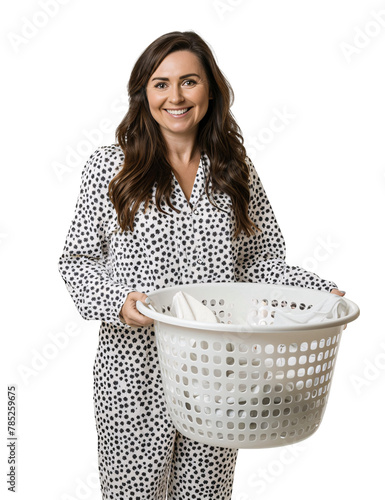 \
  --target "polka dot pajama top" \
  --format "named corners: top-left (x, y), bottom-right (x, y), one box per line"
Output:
top-left (58, 144), bottom-right (338, 500)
